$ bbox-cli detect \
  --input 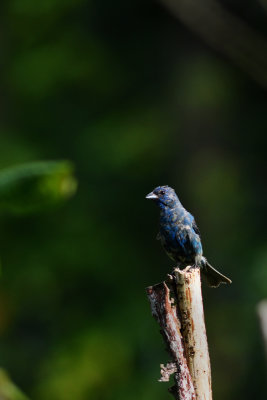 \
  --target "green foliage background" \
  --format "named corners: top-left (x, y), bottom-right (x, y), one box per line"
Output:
top-left (0, 0), bottom-right (267, 399)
